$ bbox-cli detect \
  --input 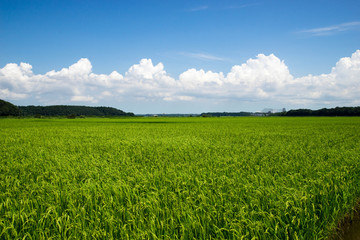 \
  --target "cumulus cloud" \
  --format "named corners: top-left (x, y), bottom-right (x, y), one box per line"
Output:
top-left (176, 53), bottom-right (294, 101)
top-left (125, 59), bottom-right (176, 87)
top-left (291, 50), bottom-right (359, 99)
top-left (1, 50), bottom-right (360, 109)
top-left (0, 58), bottom-right (126, 104)
top-left (0, 88), bottom-right (27, 100)
top-left (179, 69), bottom-right (225, 89)
top-left (226, 54), bottom-right (292, 92)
